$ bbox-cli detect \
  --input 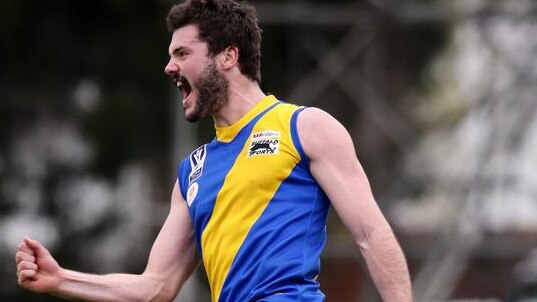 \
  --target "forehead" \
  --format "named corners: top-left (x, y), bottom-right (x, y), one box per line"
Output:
top-left (168, 24), bottom-right (206, 53)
